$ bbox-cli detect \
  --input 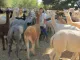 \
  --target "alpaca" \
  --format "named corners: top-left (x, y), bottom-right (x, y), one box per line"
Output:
top-left (0, 10), bottom-right (10, 50)
top-left (50, 12), bottom-right (80, 33)
top-left (43, 11), bottom-right (80, 60)
top-left (10, 10), bottom-right (36, 28)
top-left (64, 10), bottom-right (80, 29)
top-left (7, 11), bottom-right (33, 60)
top-left (45, 29), bottom-right (80, 60)
top-left (9, 8), bottom-right (19, 24)
top-left (24, 11), bottom-right (41, 59)
top-left (7, 25), bottom-right (24, 60)
top-left (45, 10), bottom-right (80, 34)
